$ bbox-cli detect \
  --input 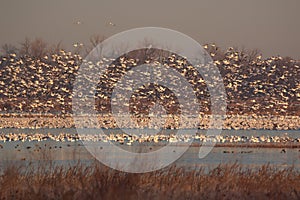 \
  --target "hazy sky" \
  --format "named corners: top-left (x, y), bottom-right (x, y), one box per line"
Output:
top-left (0, 0), bottom-right (299, 59)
